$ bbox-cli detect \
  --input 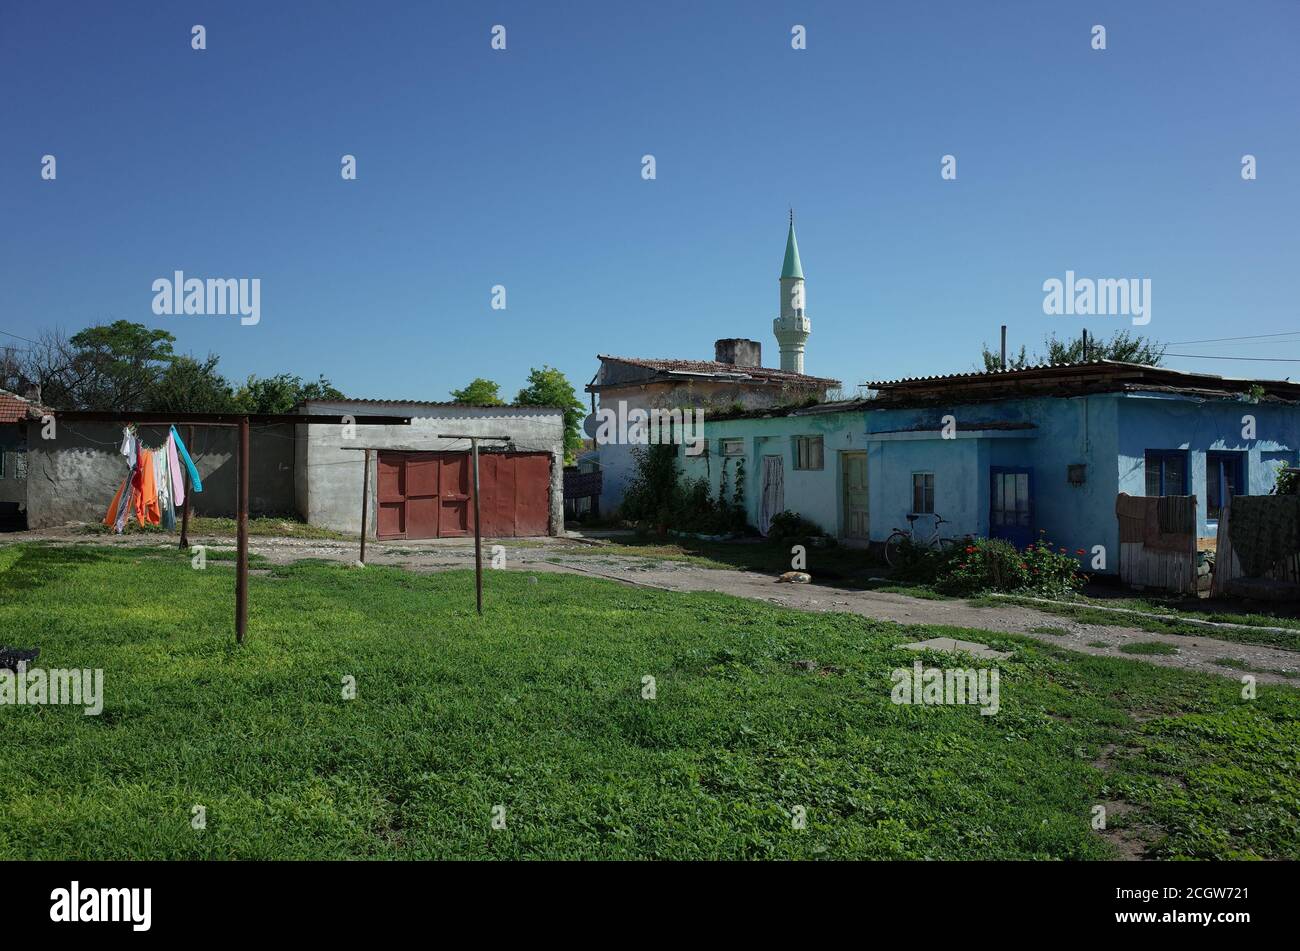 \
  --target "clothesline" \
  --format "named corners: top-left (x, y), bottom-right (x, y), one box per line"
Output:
top-left (103, 425), bottom-right (203, 533)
